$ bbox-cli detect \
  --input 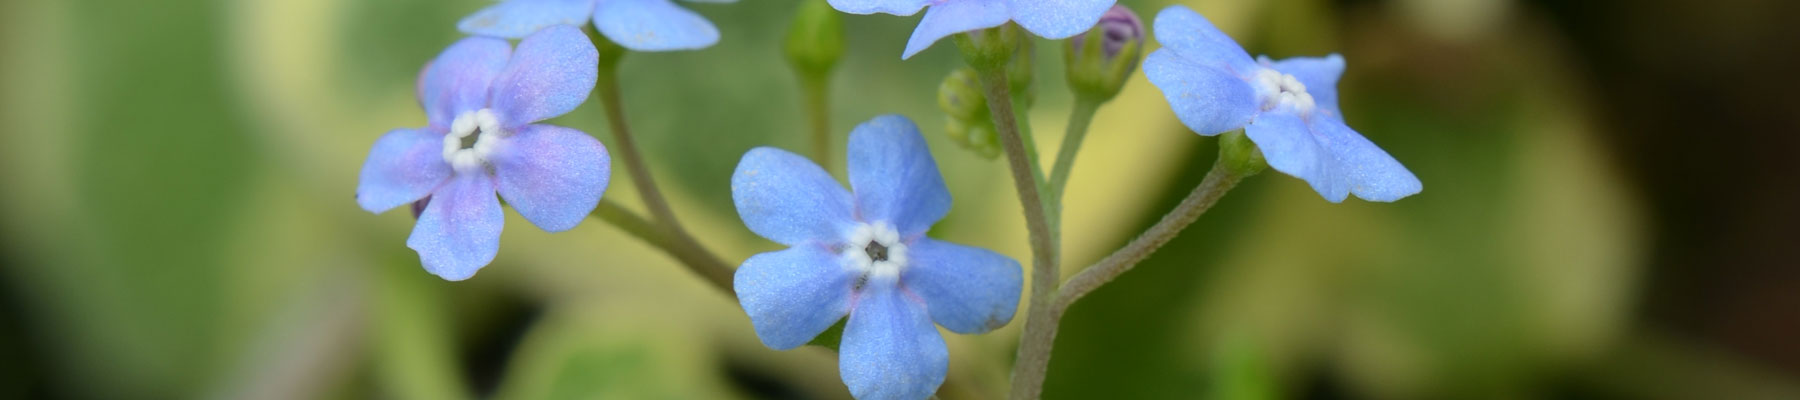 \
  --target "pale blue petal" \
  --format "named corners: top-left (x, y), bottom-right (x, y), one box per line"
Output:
top-left (902, 0), bottom-right (1010, 59)
top-left (457, 0), bottom-right (596, 39)
top-left (1007, 0), bottom-right (1115, 39)
top-left (489, 124), bottom-right (610, 232)
top-left (488, 25), bottom-right (598, 128)
top-left (846, 115), bottom-right (950, 237)
top-left (593, 0), bottom-right (721, 52)
top-left (735, 246), bottom-right (855, 350)
top-left (1266, 54), bottom-right (1345, 114)
top-left (840, 284), bottom-right (947, 400)
top-left (1245, 112), bottom-right (1343, 201)
top-left (418, 37), bottom-right (511, 128)
top-left (1144, 50), bottom-right (1259, 136)
top-left (1308, 116), bottom-right (1421, 202)
top-left (827, 0), bottom-right (930, 16)
top-left (407, 174), bottom-right (504, 281)
top-left (902, 238), bottom-right (1021, 334)
top-left (732, 147), bottom-right (857, 246)
top-left (1152, 5), bottom-right (1255, 75)
top-left (357, 128), bottom-right (453, 213)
